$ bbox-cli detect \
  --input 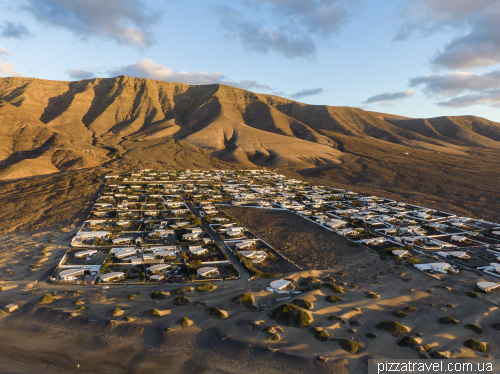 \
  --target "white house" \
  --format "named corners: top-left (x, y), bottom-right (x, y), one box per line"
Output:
top-left (436, 251), bottom-right (471, 260)
top-left (414, 262), bottom-right (458, 274)
top-left (197, 267), bottom-right (219, 278)
top-left (100, 272), bottom-right (125, 282)
top-left (392, 249), bottom-right (411, 258)
top-left (269, 279), bottom-right (295, 293)
top-left (238, 250), bottom-right (268, 263)
top-left (4, 304), bottom-right (18, 313)
top-left (190, 247), bottom-right (209, 256)
top-left (74, 250), bottom-right (97, 259)
top-left (149, 264), bottom-right (171, 273)
top-left (477, 282), bottom-right (500, 292)
top-left (59, 268), bottom-right (85, 280)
